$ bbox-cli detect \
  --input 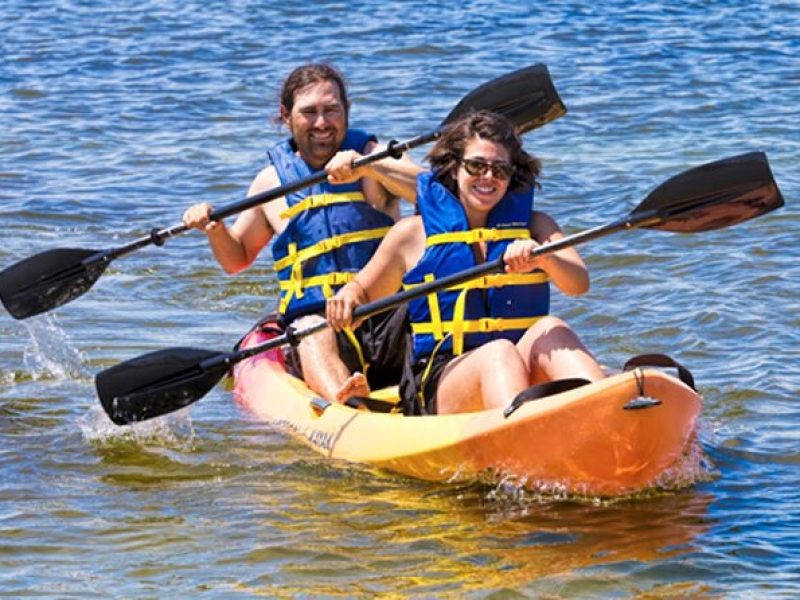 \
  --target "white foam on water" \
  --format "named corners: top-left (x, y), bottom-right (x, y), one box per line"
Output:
top-left (78, 403), bottom-right (196, 450)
